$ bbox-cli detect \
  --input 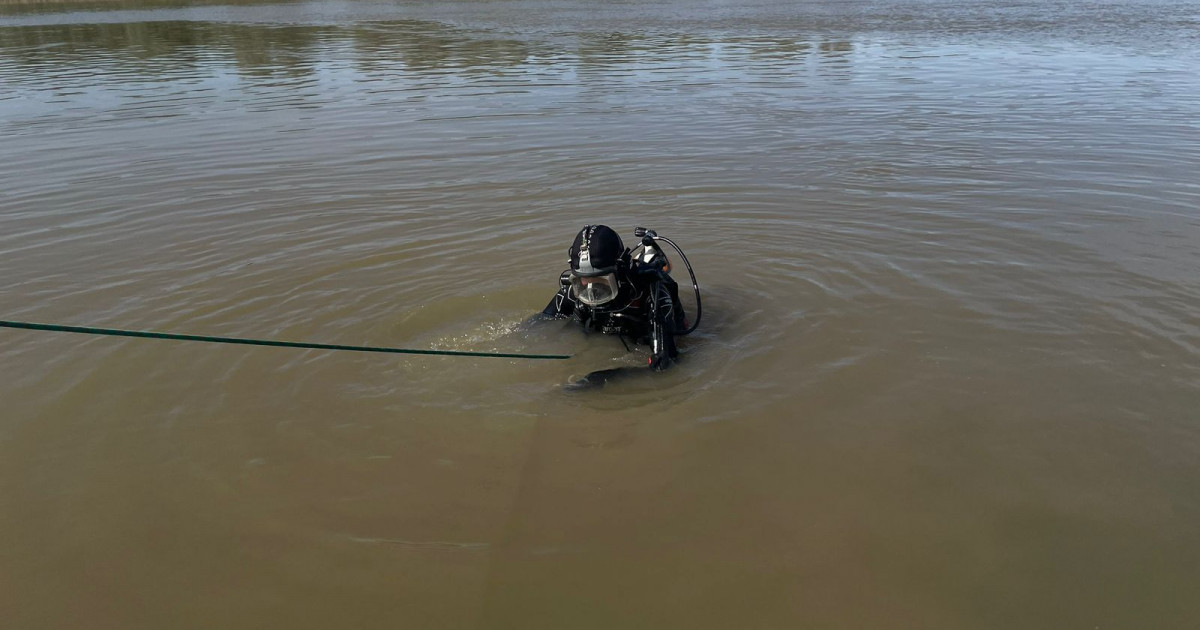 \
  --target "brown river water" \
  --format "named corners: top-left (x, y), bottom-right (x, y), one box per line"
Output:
top-left (2, 0), bottom-right (1199, 627)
